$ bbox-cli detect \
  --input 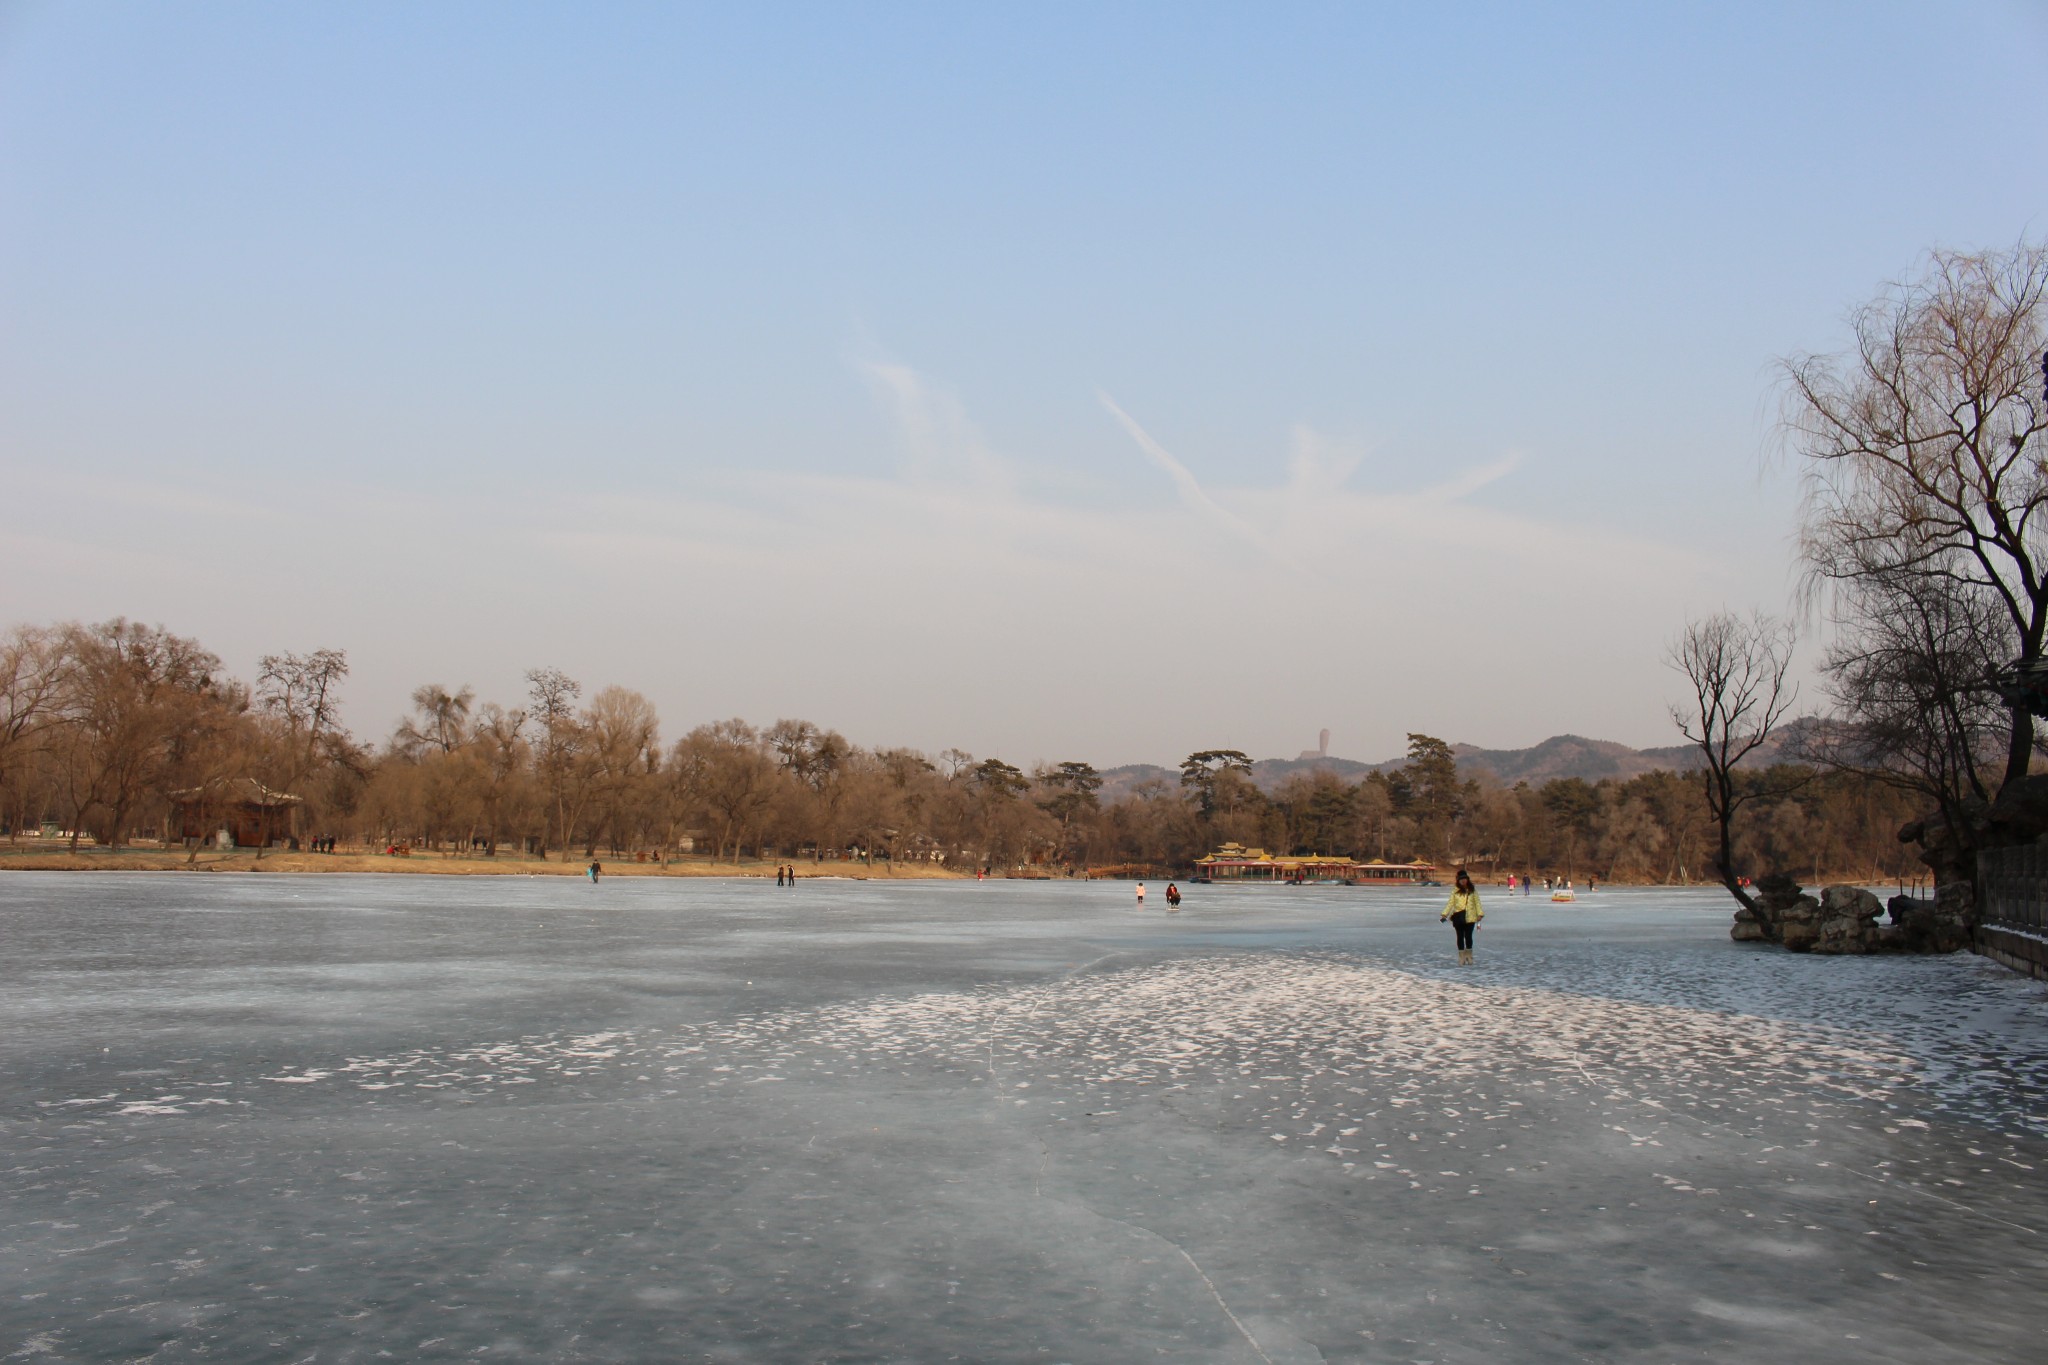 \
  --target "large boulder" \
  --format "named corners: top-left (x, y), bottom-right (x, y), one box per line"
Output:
top-left (1734, 873), bottom-right (1820, 947)
top-left (1812, 884), bottom-right (1886, 955)
top-left (1776, 894), bottom-right (1825, 952)
top-left (1753, 872), bottom-right (1805, 910)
